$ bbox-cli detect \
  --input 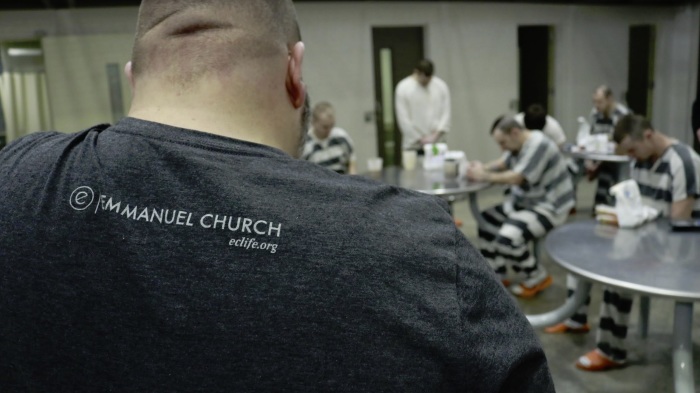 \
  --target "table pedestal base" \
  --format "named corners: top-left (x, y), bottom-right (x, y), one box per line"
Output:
top-left (674, 302), bottom-right (695, 393)
top-left (526, 279), bottom-right (592, 328)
